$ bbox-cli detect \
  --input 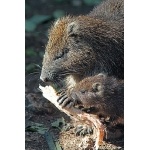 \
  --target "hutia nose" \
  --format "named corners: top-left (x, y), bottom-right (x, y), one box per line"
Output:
top-left (40, 75), bottom-right (50, 83)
